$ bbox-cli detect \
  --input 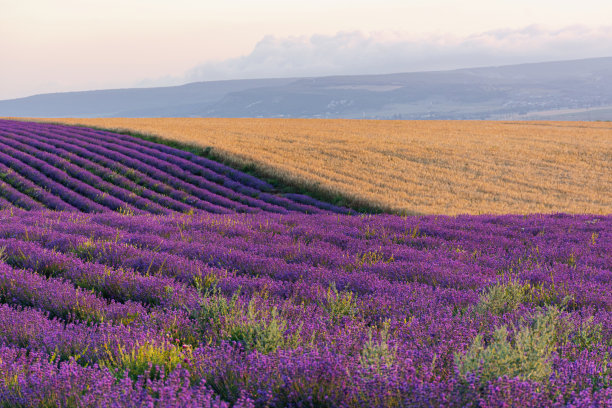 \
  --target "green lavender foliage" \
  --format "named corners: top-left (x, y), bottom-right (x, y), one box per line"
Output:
top-left (99, 341), bottom-right (191, 381)
top-left (456, 306), bottom-right (565, 383)
top-left (322, 283), bottom-right (357, 322)
top-left (194, 287), bottom-right (242, 334)
top-left (193, 288), bottom-right (300, 354)
top-left (572, 316), bottom-right (604, 351)
top-left (227, 301), bottom-right (300, 354)
top-left (476, 279), bottom-right (571, 316)
top-left (475, 280), bottom-right (532, 316)
top-left (359, 319), bottom-right (396, 372)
